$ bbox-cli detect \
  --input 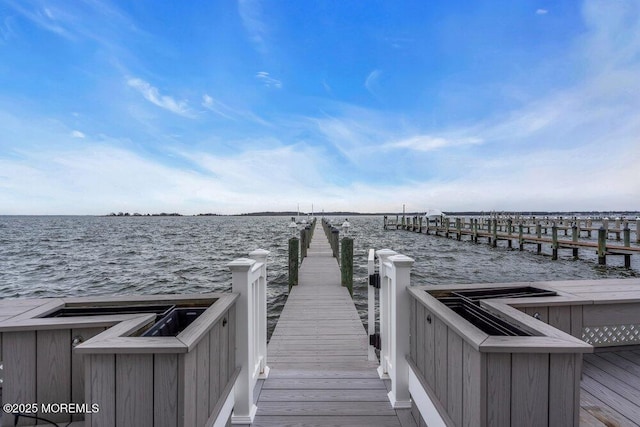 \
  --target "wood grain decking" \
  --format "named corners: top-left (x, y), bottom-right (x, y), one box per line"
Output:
top-left (251, 228), bottom-right (413, 427)
top-left (580, 349), bottom-right (640, 426)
